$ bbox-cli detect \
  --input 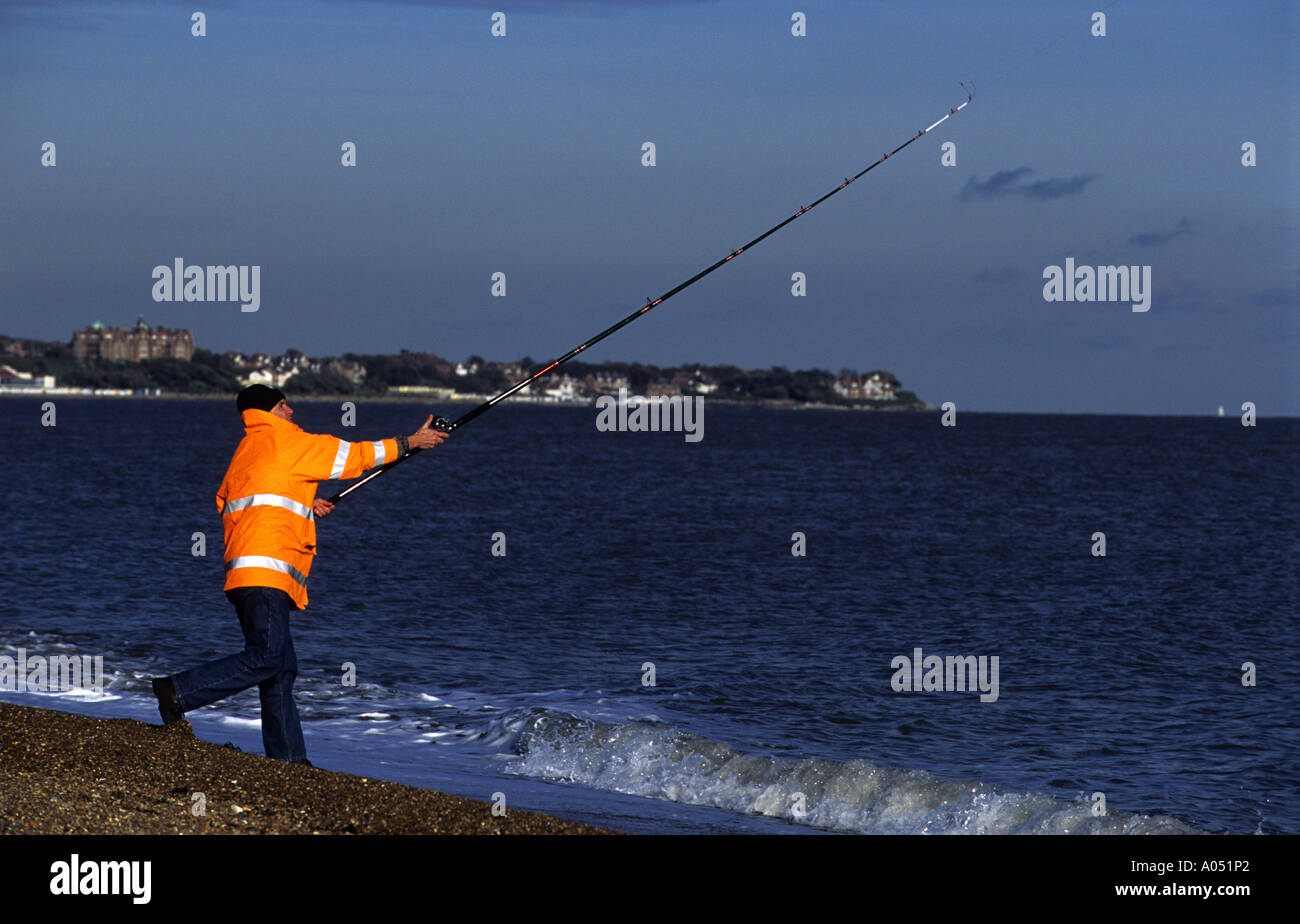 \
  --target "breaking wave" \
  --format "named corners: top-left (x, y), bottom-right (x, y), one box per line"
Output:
top-left (507, 710), bottom-right (1200, 835)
